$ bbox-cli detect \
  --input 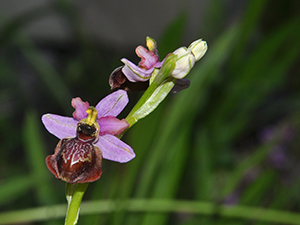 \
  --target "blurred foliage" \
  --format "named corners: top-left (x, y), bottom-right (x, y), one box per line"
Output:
top-left (0, 0), bottom-right (300, 224)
